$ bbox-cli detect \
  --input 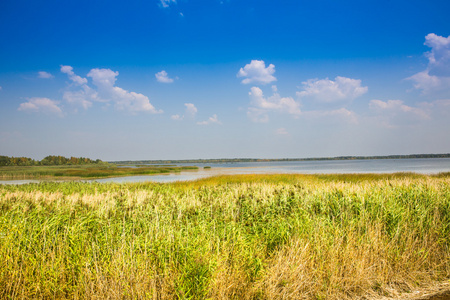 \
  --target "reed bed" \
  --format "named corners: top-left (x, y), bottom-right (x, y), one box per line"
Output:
top-left (0, 173), bottom-right (449, 299)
